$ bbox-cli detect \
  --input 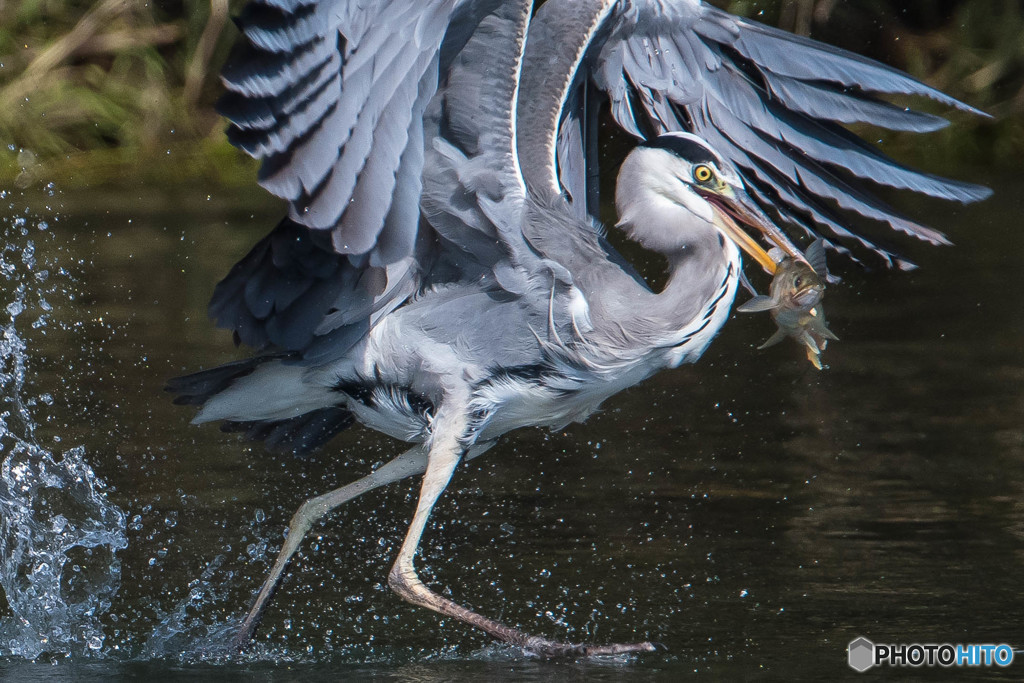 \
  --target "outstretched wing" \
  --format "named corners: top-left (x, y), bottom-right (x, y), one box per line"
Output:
top-left (219, 0), bottom-right (456, 266)
top-left (538, 0), bottom-right (991, 268)
top-left (210, 0), bottom-right (540, 361)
